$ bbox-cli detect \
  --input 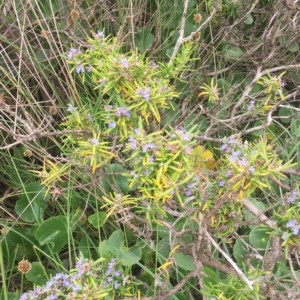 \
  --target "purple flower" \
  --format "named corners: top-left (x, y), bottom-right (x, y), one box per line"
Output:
top-left (149, 155), bottom-right (155, 162)
top-left (87, 65), bottom-right (92, 72)
top-left (19, 293), bottom-right (28, 300)
top-left (225, 171), bottom-right (232, 177)
top-left (287, 190), bottom-right (299, 203)
top-left (218, 180), bottom-right (226, 187)
top-left (66, 104), bottom-right (77, 113)
top-left (67, 48), bottom-right (78, 60)
top-left (292, 226), bottom-right (299, 235)
top-left (228, 137), bottom-right (236, 144)
top-left (249, 166), bottom-right (255, 173)
top-left (175, 128), bottom-right (190, 141)
top-left (185, 146), bottom-right (192, 154)
top-left (95, 30), bottom-right (105, 39)
top-left (47, 294), bottom-right (58, 300)
top-left (128, 136), bottom-right (137, 149)
top-left (185, 184), bottom-right (194, 196)
top-left (115, 107), bottom-right (131, 118)
top-left (99, 78), bottom-right (108, 85)
top-left (247, 100), bottom-right (255, 111)
top-left (240, 157), bottom-right (248, 167)
top-left (286, 219), bottom-right (296, 228)
top-left (108, 121), bottom-right (117, 128)
top-left (229, 155), bottom-right (238, 163)
top-left (114, 270), bottom-right (121, 277)
top-left (76, 65), bottom-right (85, 74)
top-left (71, 284), bottom-right (81, 292)
top-left (136, 87), bottom-right (151, 101)
top-left (286, 219), bottom-right (300, 235)
top-left (142, 142), bottom-right (156, 153)
top-left (114, 281), bottom-right (121, 289)
top-left (87, 113), bottom-right (93, 121)
top-left (120, 58), bottom-right (130, 68)
top-left (107, 276), bottom-right (113, 282)
top-left (90, 138), bottom-right (99, 146)
top-left (134, 128), bottom-right (141, 135)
